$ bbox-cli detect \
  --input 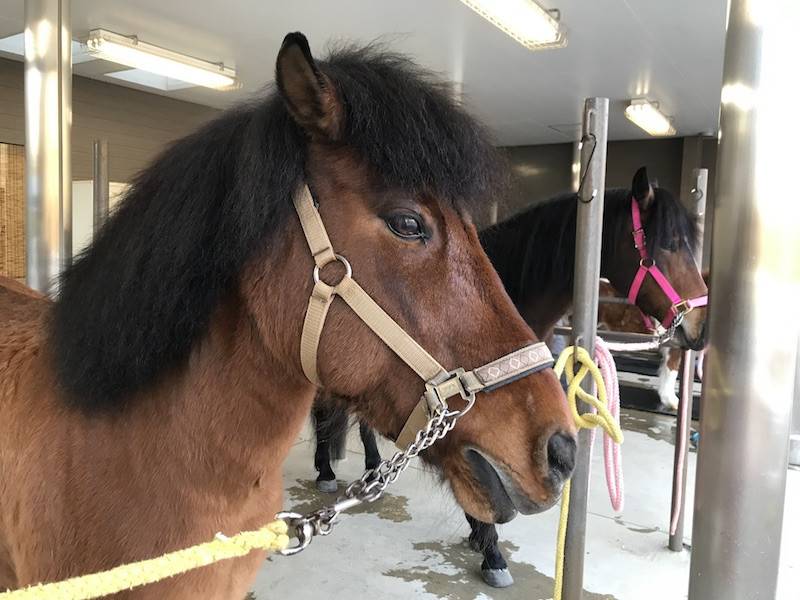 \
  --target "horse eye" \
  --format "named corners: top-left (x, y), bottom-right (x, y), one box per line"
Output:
top-left (386, 213), bottom-right (426, 239)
